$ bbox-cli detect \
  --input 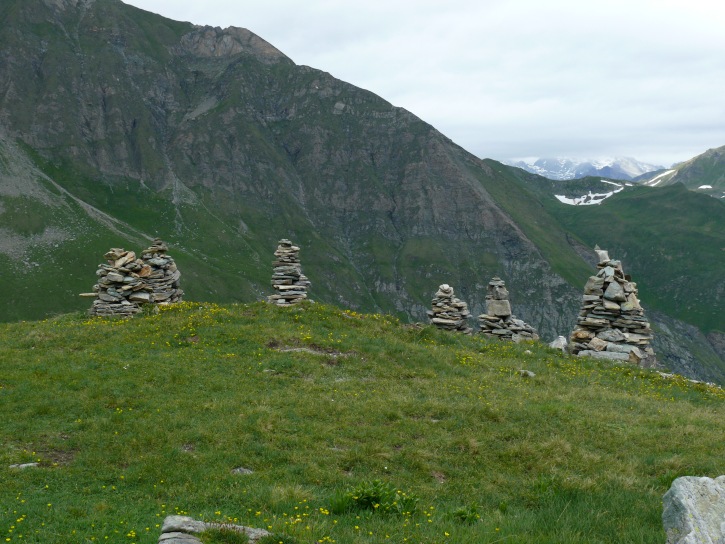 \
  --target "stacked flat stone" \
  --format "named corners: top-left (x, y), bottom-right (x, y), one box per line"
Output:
top-left (477, 277), bottom-right (539, 342)
top-left (569, 247), bottom-right (655, 365)
top-left (82, 248), bottom-right (153, 316)
top-left (140, 238), bottom-right (183, 305)
top-left (268, 239), bottom-right (310, 306)
top-left (427, 284), bottom-right (472, 333)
